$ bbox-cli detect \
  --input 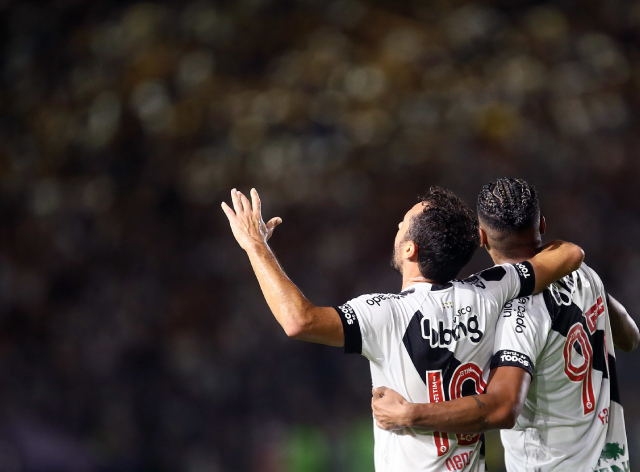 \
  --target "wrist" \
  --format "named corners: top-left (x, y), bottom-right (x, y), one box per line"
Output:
top-left (244, 240), bottom-right (270, 255)
top-left (402, 402), bottom-right (418, 428)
